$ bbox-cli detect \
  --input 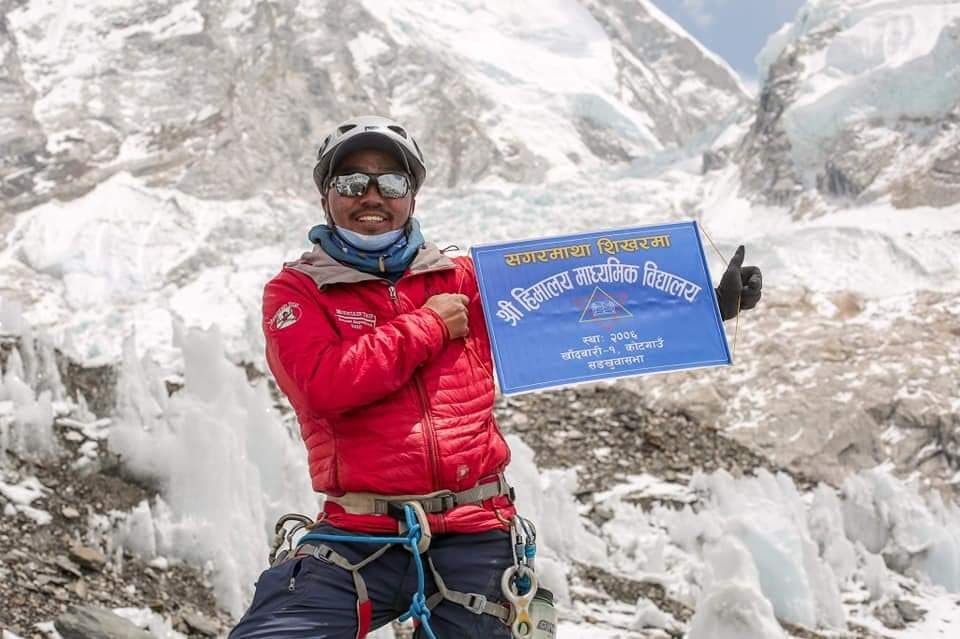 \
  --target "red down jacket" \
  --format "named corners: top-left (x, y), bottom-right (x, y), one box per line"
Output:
top-left (262, 242), bottom-right (514, 534)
